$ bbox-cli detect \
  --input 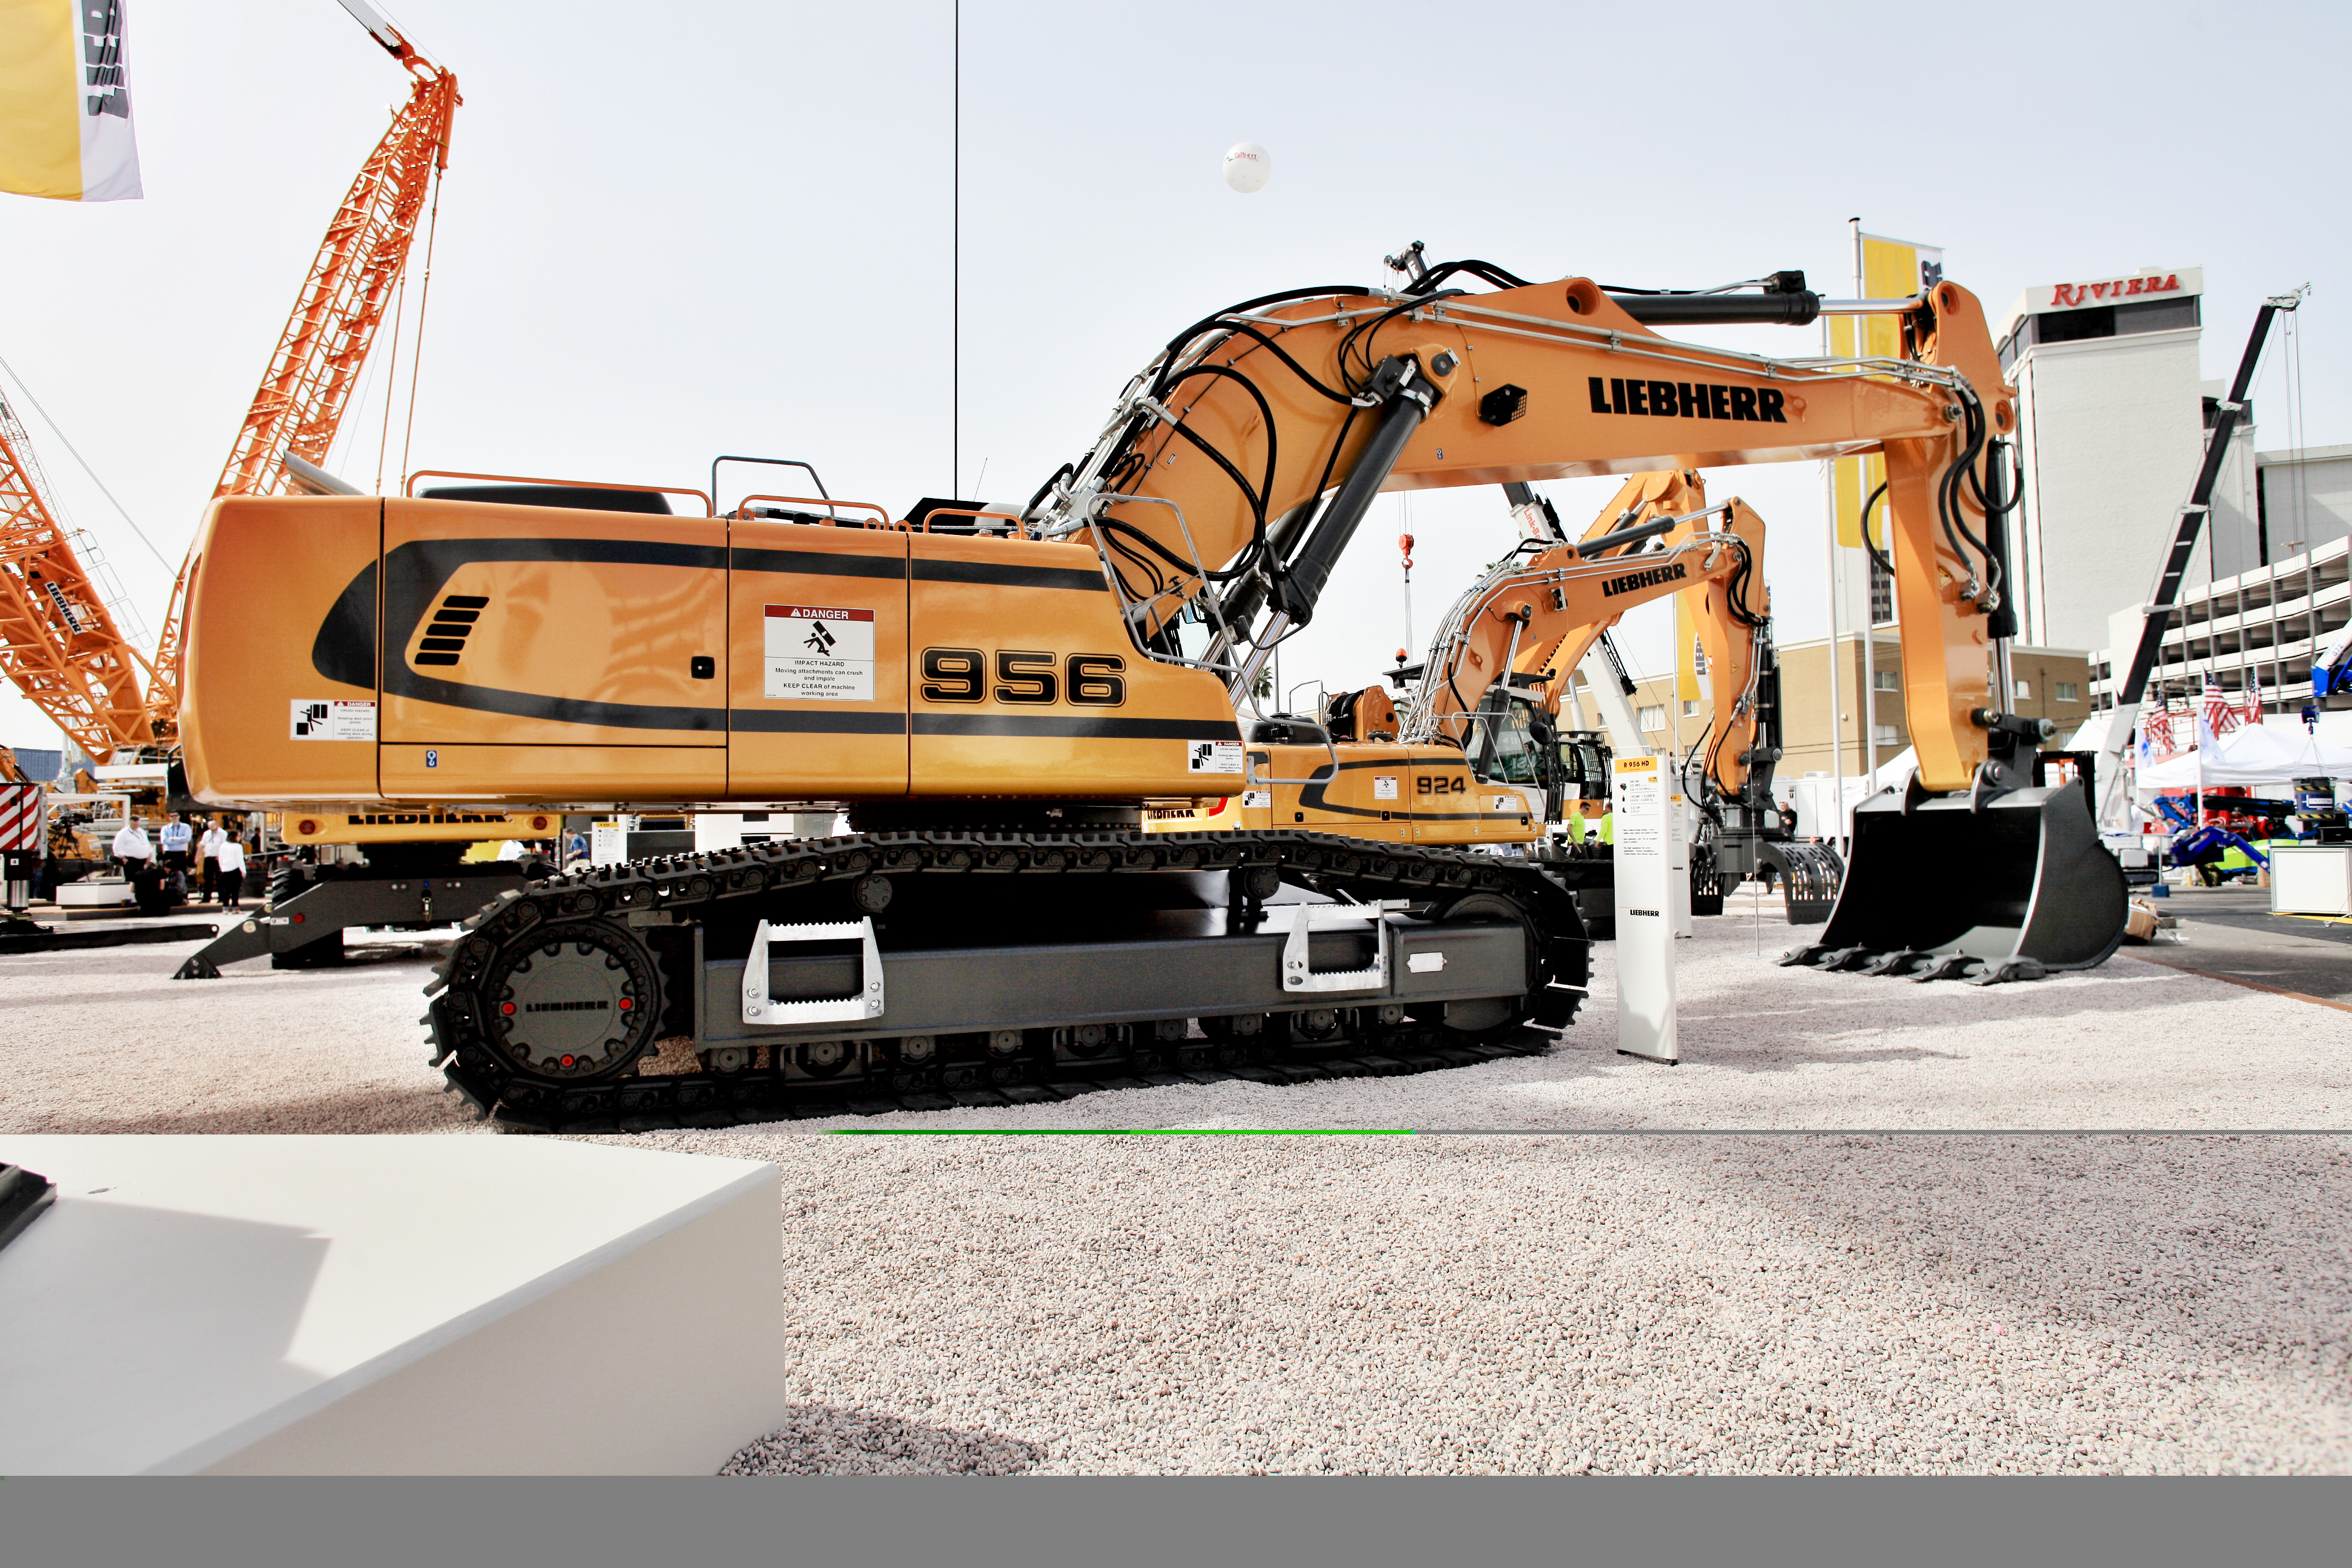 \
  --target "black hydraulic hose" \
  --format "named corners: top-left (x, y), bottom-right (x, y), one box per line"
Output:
top-left (1162, 361), bottom-right (1280, 532)
top-left (1339, 291), bottom-right (1465, 394)
top-left (1859, 480), bottom-right (1893, 578)
top-left (1183, 319), bottom-right (1355, 405)
top-left (1022, 462), bottom-right (1075, 521)
top-left (1152, 285), bottom-right (1373, 399)
top-left (1404, 259), bottom-right (1534, 296)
